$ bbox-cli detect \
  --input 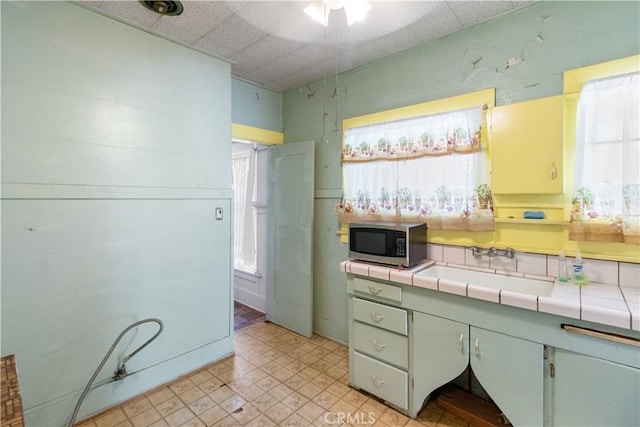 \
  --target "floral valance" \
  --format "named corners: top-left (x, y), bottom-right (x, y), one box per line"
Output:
top-left (342, 106), bottom-right (483, 163)
top-left (337, 102), bottom-right (494, 231)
